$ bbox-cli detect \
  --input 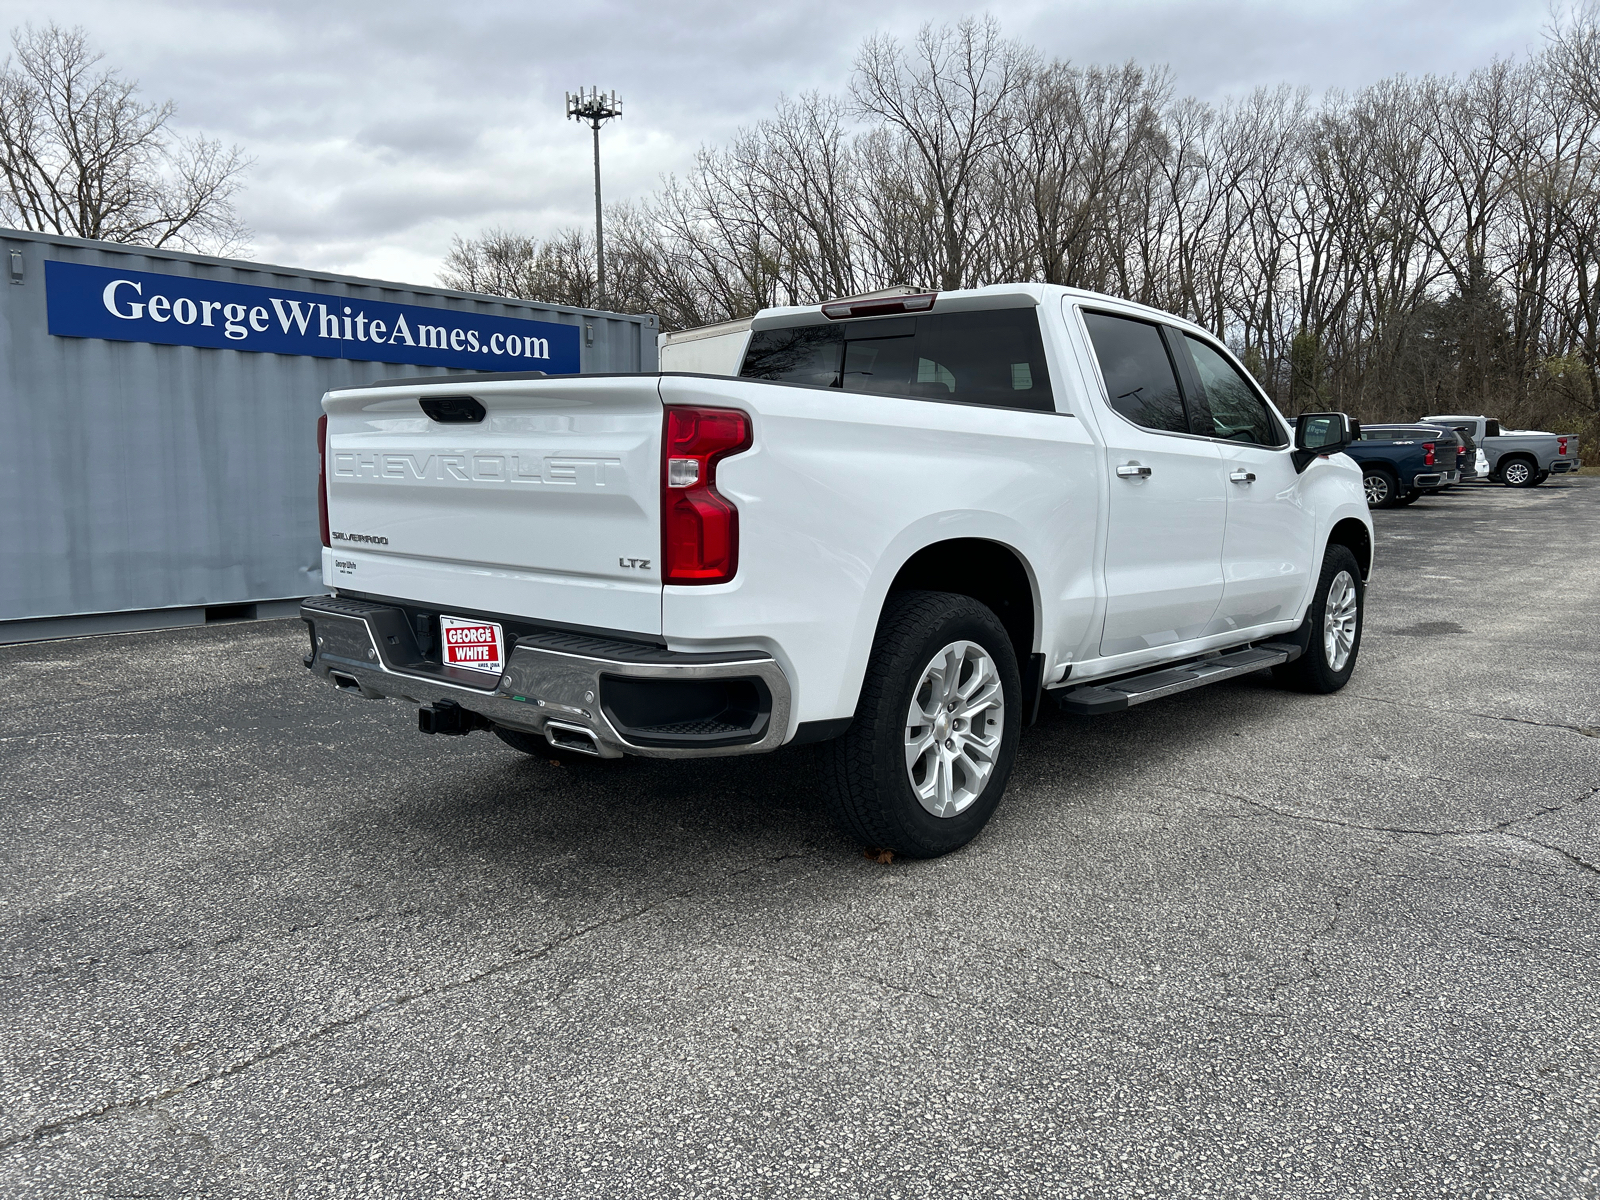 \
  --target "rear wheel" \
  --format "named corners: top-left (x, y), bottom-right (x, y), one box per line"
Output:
top-left (1501, 457), bottom-right (1537, 487)
top-left (1363, 468), bottom-right (1399, 509)
top-left (1273, 545), bottom-right (1363, 694)
top-left (821, 591), bottom-right (1022, 859)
